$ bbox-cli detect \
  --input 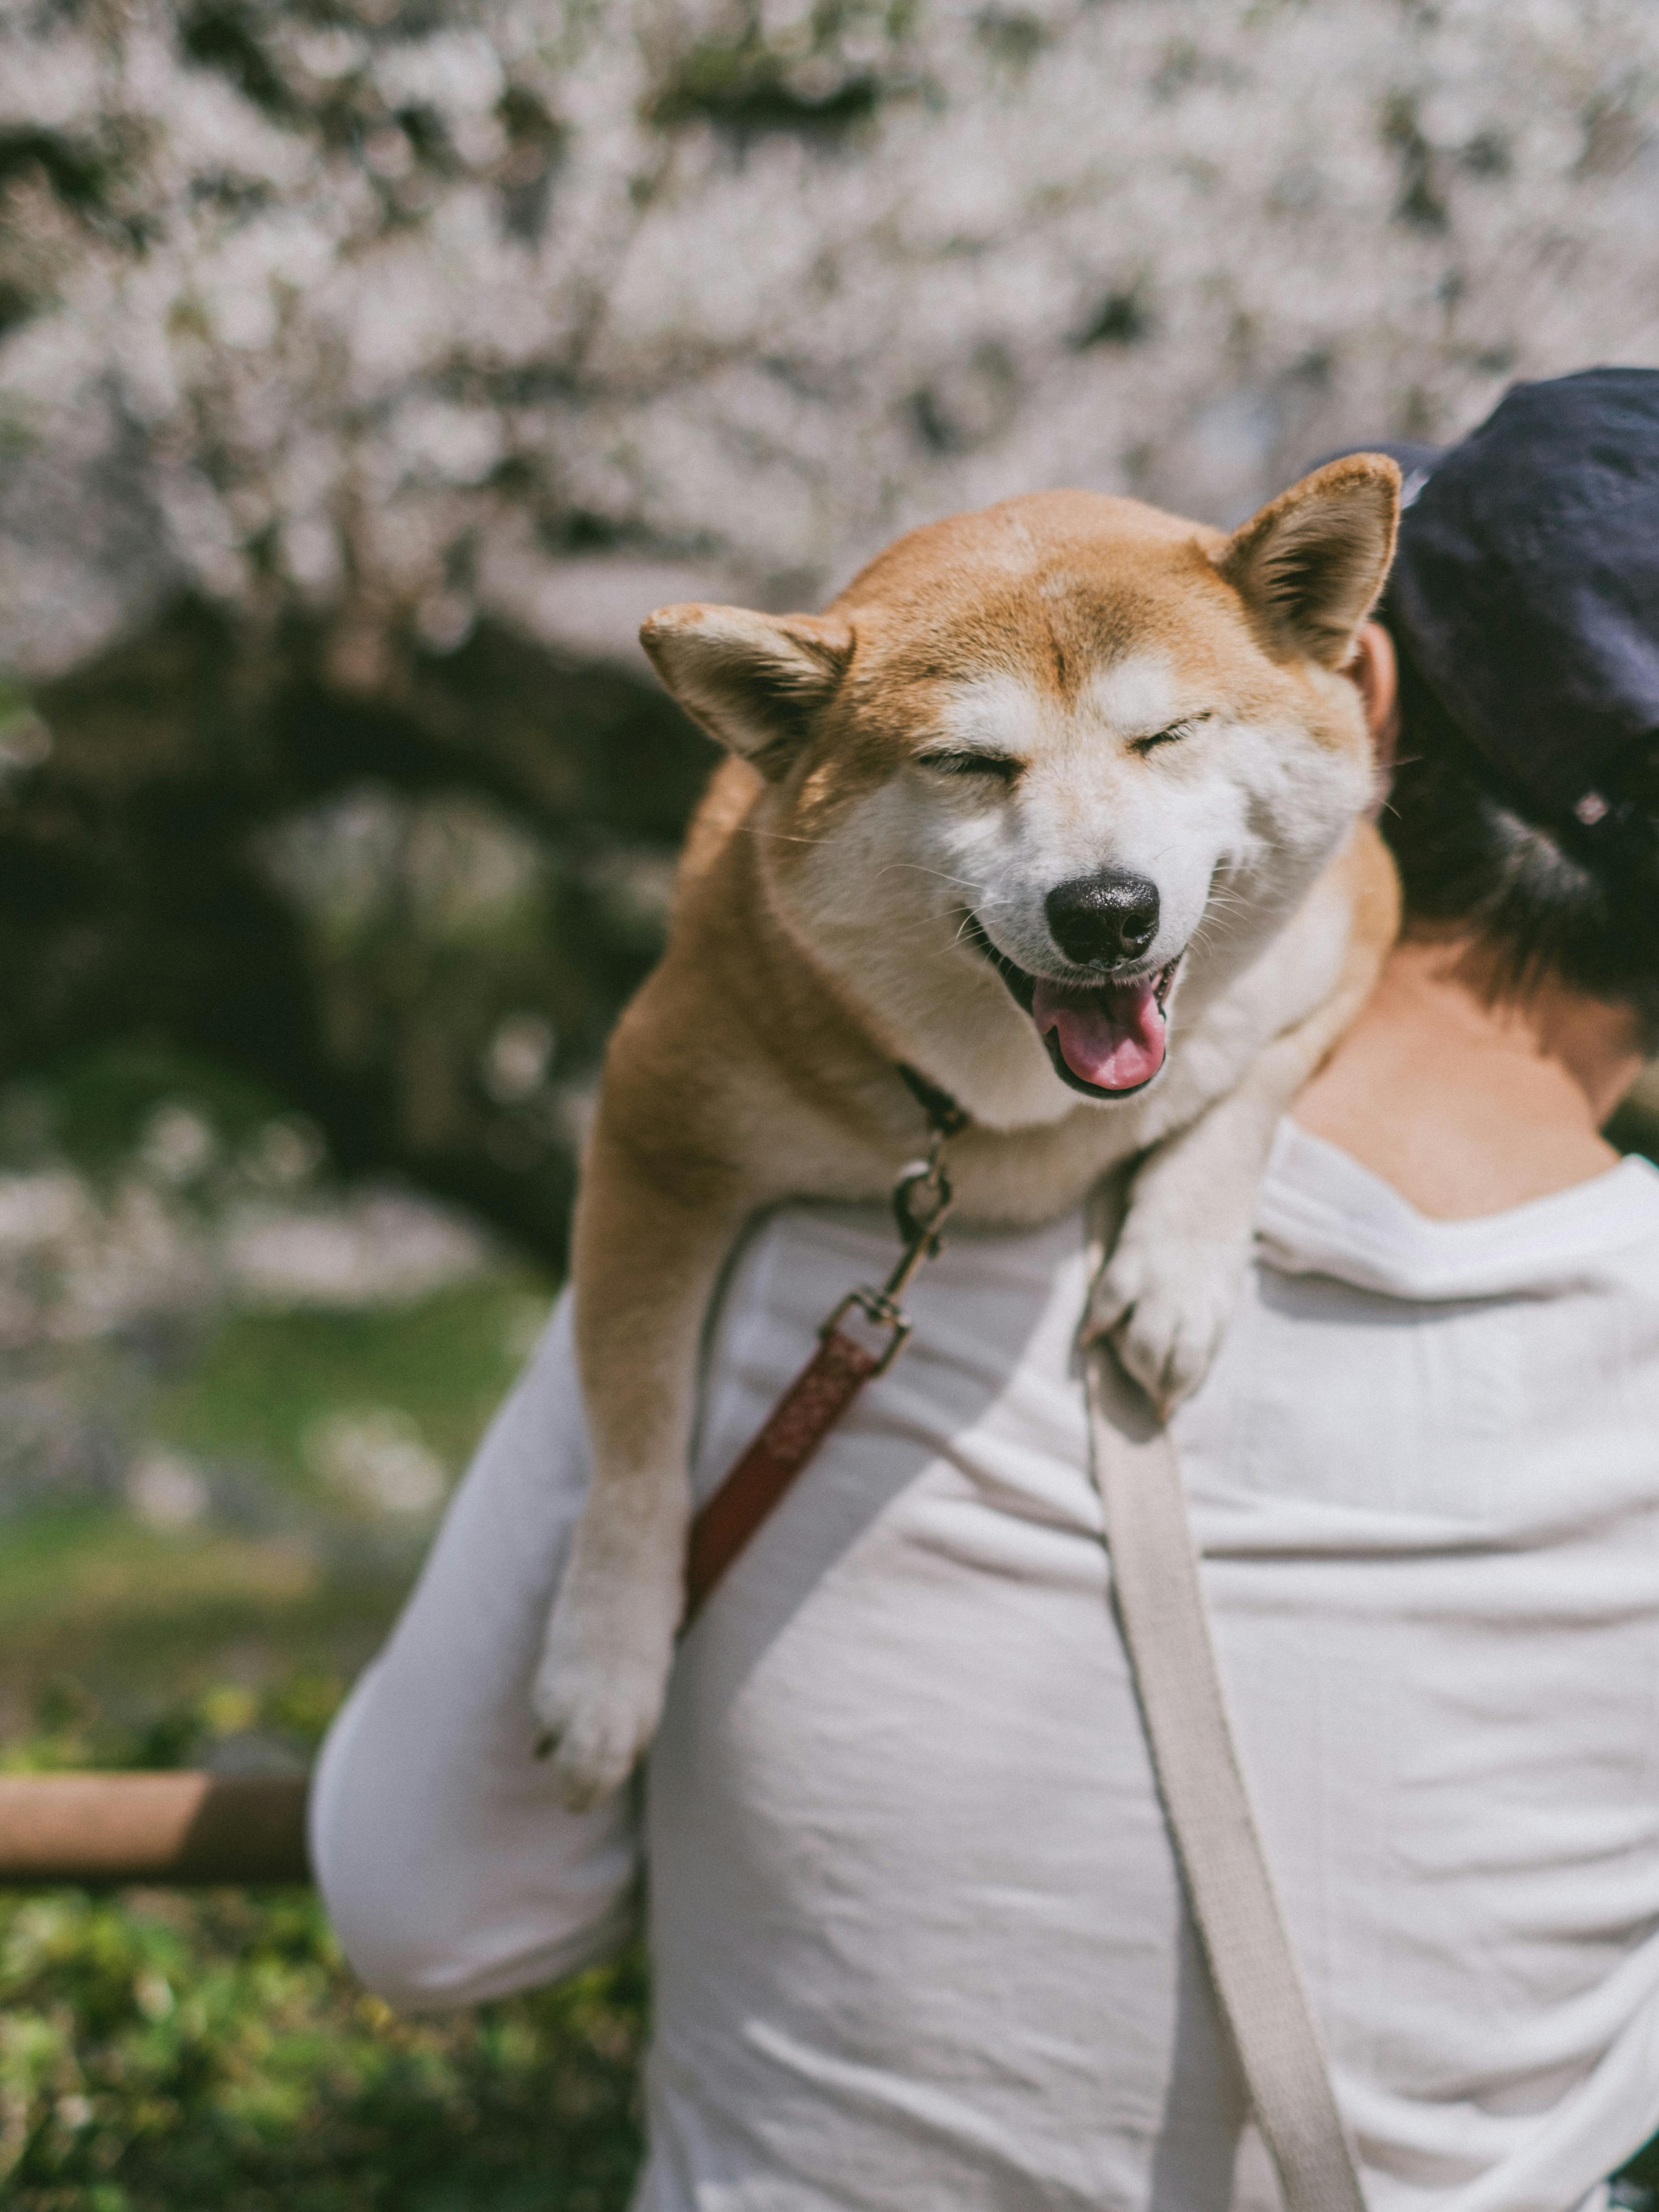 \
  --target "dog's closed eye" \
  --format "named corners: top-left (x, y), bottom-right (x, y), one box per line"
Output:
top-left (918, 750), bottom-right (1024, 784)
top-left (1130, 713), bottom-right (1213, 758)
